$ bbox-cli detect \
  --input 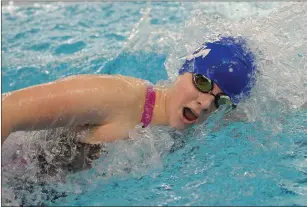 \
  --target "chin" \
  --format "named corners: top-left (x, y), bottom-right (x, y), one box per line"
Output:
top-left (174, 125), bottom-right (185, 131)
top-left (170, 119), bottom-right (185, 131)
top-left (168, 109), bottom-right (186, 130)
